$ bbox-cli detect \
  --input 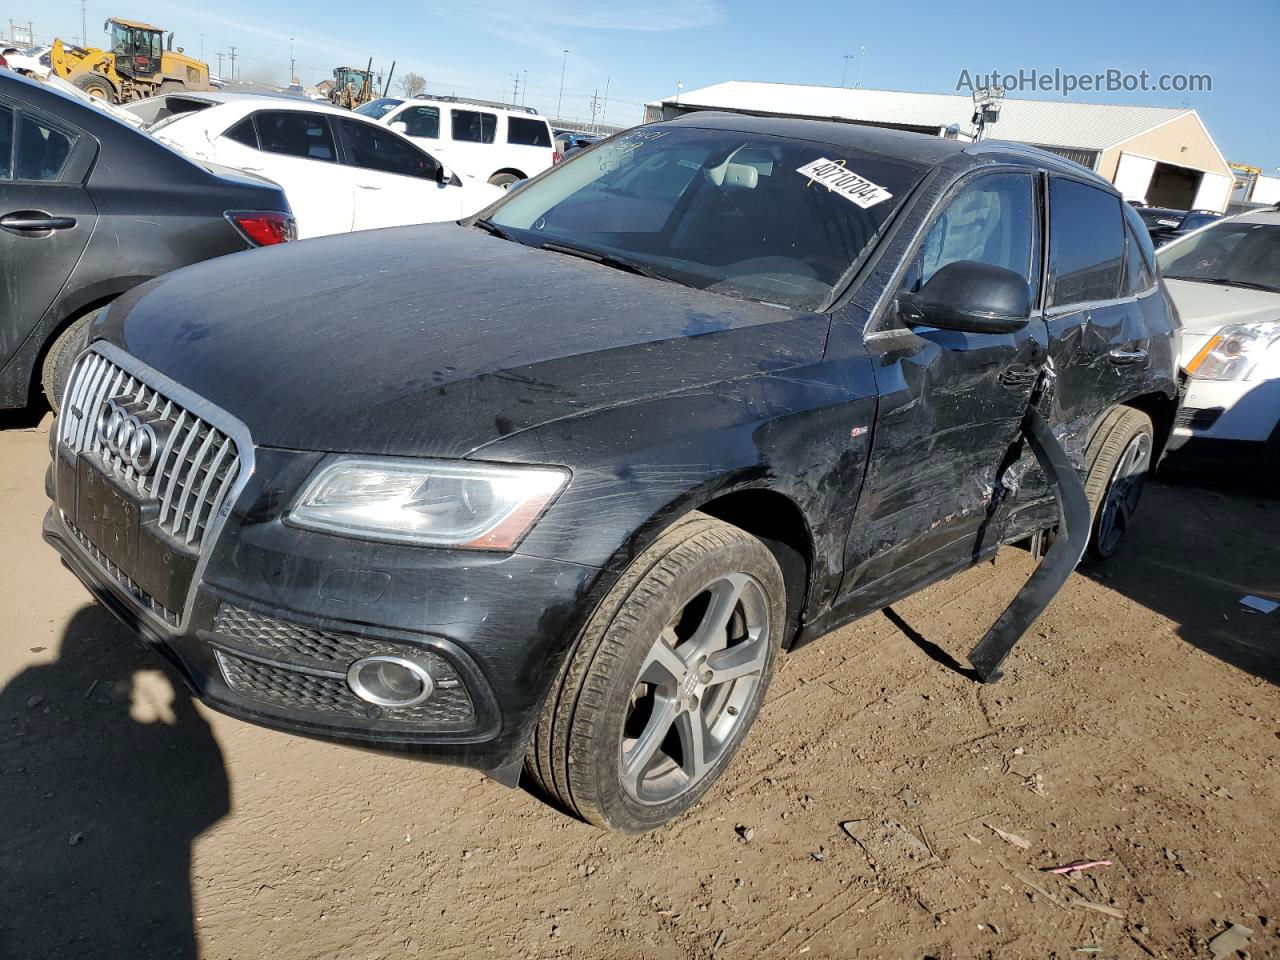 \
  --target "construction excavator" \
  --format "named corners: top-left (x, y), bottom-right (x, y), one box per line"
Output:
top-left (49, 17), bottom-right (210, 104)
